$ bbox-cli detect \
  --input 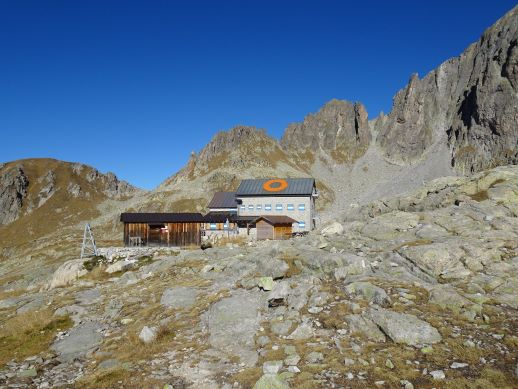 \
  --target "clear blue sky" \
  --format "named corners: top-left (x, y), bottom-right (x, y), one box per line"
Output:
top-left (1, 1), bottom-right (516, 189)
